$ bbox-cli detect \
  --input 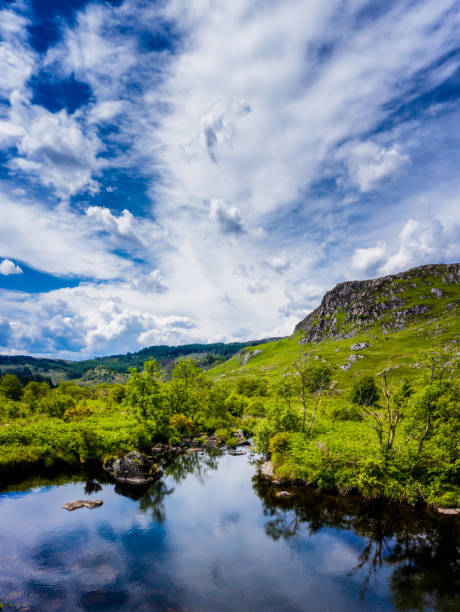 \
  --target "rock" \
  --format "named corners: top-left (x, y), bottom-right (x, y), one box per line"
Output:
top-left (351, 342), bottom-right (369, 351)
top-left (62, 500), bottom-right (103, 511)
top-left (103, 451), bottom-right (162, 486)
top-left (348, 354), bottom-right (357, 363)
top-left (431, 288), bottom-right (444, 298)
top-left (241, 349), bottom-right (262, 365)
top-left (233, 428), bottom-right (250, 446)
top-left (260, 461), bottom-right (275, 479)
top-left (341, 363), bottom-right (351, 371)
top-left (275, 491), bottom-right (292, 498)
